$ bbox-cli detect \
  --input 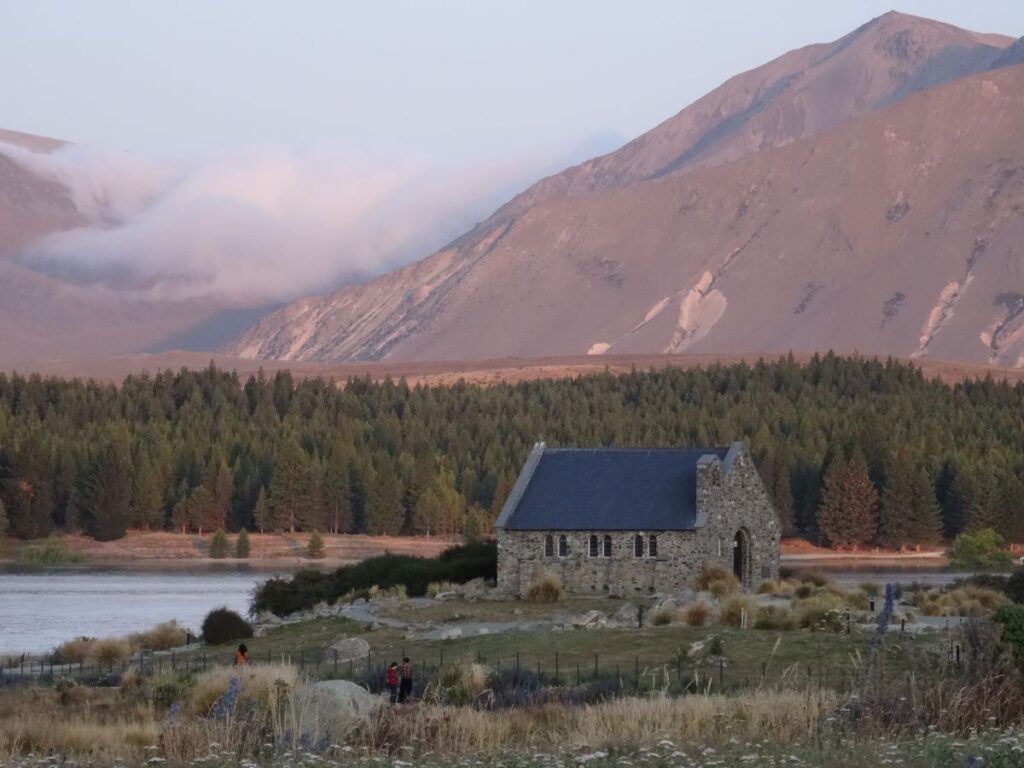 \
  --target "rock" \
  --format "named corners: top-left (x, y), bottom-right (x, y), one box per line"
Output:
top-left (293, 680), bottom-right (380, 742)
top-left (686, 640), bottom-right (706, 660)
top-left (329, 637), bottom-right (371, 662)
top-left (456, 577), bottom-right (490, 599)
top-left (611, 602), bottom-right (640, 626)
top-left (569, 610), bottom-right (607, 629)
top-left (439, 627), bottom-right (463, 640)
top-left (513, 607), bottom-right (523, 615)
top-left (352, 597), bottom-right (367, 607)
top-left (368, 622), bottom-right (383, 632)
top-left (476, 627), bottom-right (490, 635)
